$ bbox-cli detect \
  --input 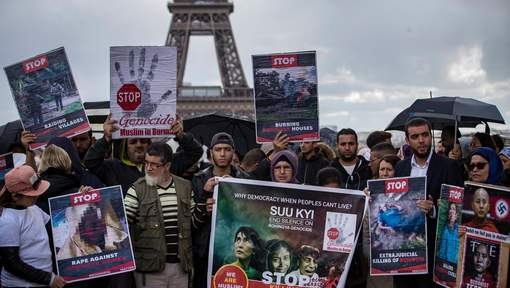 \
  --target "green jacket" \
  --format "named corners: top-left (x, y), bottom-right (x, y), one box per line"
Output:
top-left (130, 174), bottom-right (193, 273)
